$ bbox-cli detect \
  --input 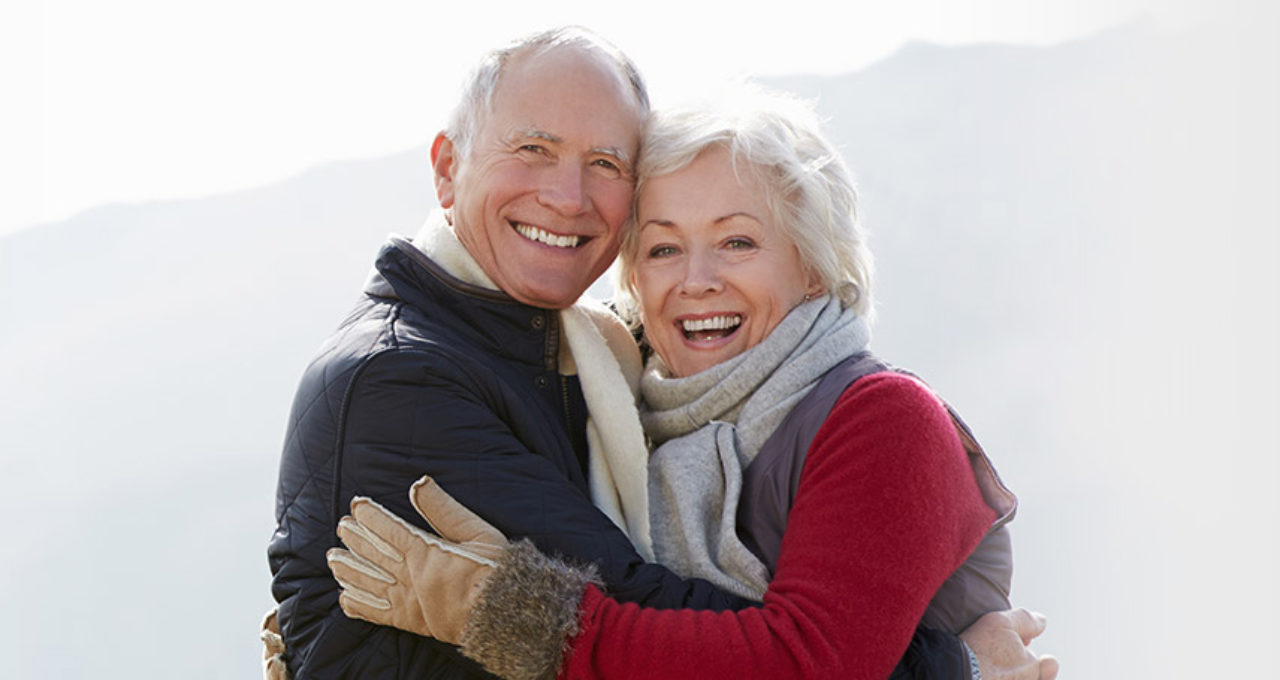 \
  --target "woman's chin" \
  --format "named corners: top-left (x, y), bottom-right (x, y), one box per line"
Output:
top-left (662, 336), bottom-right (746, 378)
